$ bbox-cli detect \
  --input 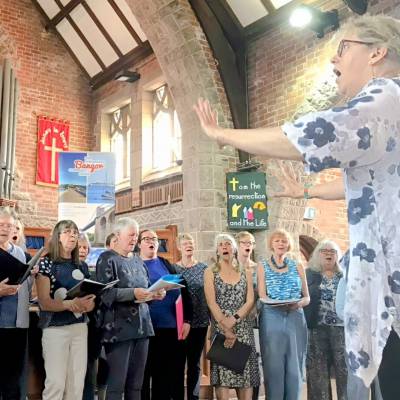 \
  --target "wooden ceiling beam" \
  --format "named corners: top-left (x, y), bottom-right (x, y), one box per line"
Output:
top-left (53, 0), bottom-right (106, 70)
top-left (45, 0), bottom-right (83, 30)
top-left (30, 0), bottom-right (90, 80)
top-left (207, 0), bottom-right (245, 53)
top-left (260, 0), bottom-right (276, 14)
top-left (82, 0), bottom-right (123, 58)
top-left (90, 41), bottom-right (153, 90)
top-left (107, 0), bottom-right (143, 45)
